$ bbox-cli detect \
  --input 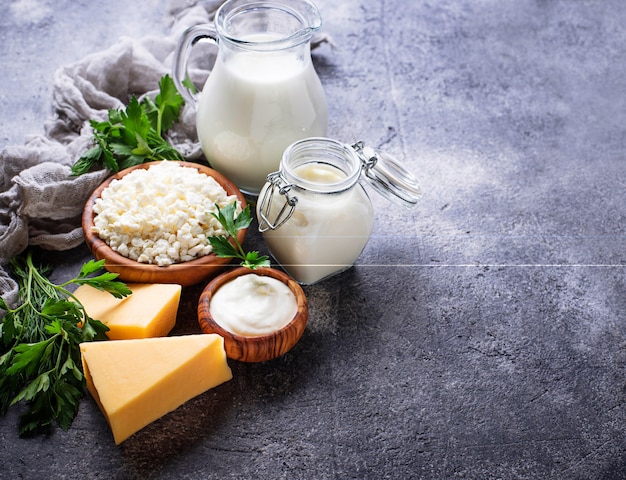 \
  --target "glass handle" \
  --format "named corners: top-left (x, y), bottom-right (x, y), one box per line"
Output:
top-left (171, 24), bottom-right (218, 106)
